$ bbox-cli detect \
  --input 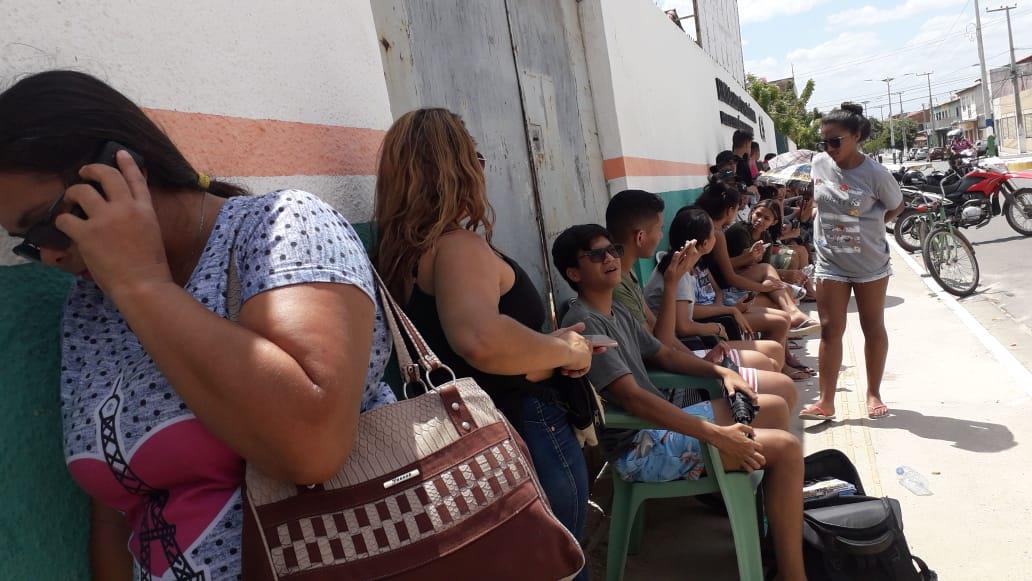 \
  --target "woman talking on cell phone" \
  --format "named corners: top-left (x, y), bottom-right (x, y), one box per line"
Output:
top-left (799, 102), bottom-right (904, 422)
top-left (0, 71), bottom-right (395, 579)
